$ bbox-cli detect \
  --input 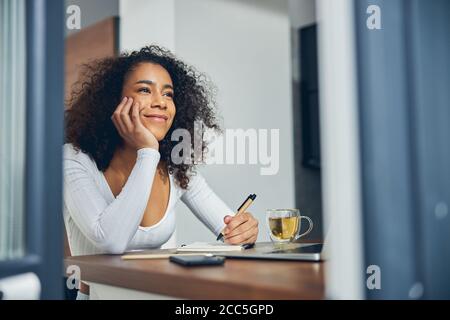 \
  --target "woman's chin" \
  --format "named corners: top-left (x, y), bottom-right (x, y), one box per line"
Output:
top-left (145, 126), bottom-right (166, 141)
